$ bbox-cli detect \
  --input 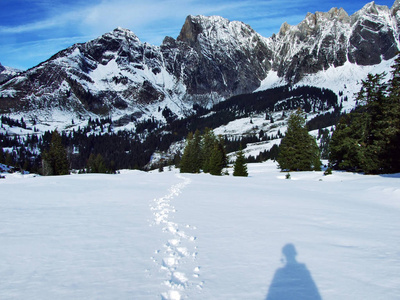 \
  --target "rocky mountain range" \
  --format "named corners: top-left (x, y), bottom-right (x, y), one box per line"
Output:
top-left (1, 1), bottom-right (400, 123)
